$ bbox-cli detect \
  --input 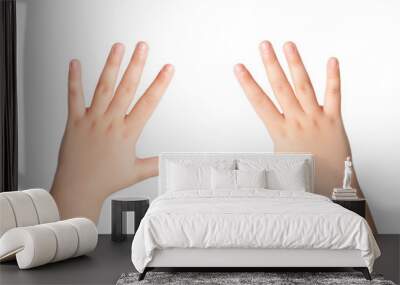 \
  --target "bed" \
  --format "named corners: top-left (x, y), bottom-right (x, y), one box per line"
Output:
top-left (131, 153), bottom-right (380, 280)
